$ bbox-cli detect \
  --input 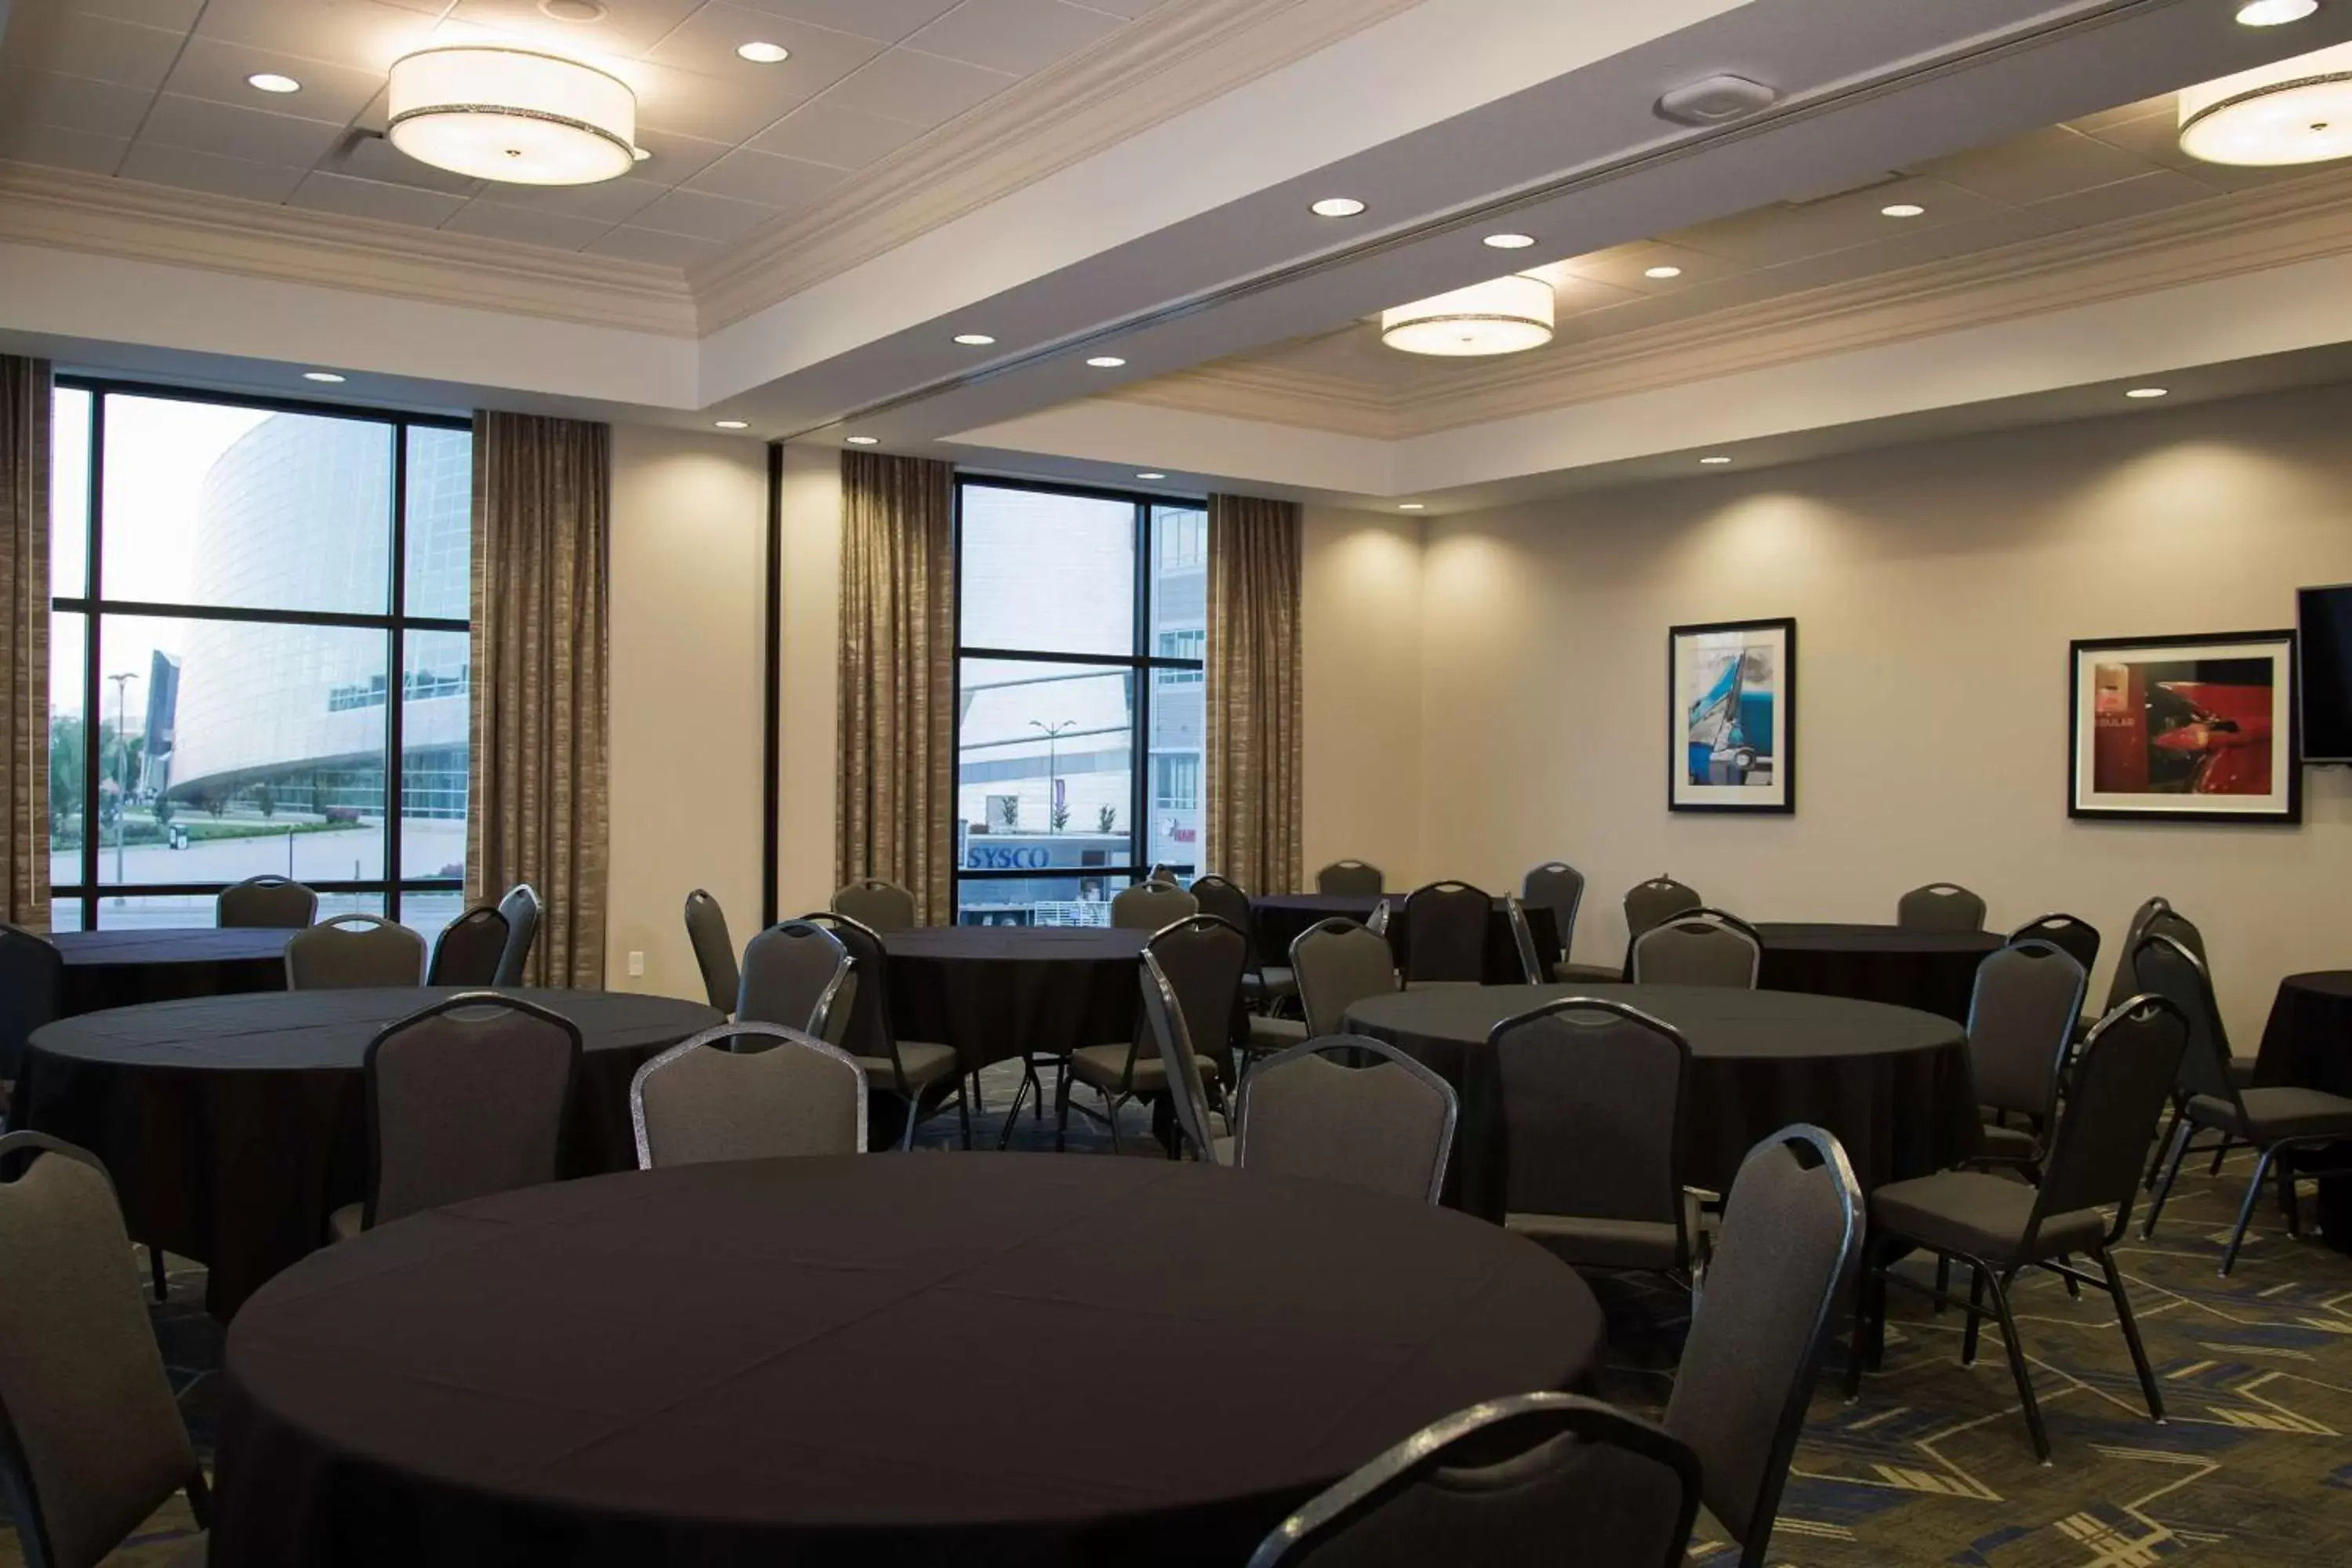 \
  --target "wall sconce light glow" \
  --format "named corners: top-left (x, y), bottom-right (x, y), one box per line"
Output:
top-left (844, 435), bottom-right (880, 445)
top-left (1643, 264), bottom-right (1683, 279)
top-left (1136, 472), bottom-right (1167, 481)
top-left (1381, 274), bottom-right (1555, 356)
top-left (302, 371), bottom-right (347, 383)
top-left (713, 419), bottom-right (749, 429)
top-left (1482, 232), bottom-right (1536, 249)
top-left (1086, 356), bottom-right (1127, 368)
top-left (2237, 0), bottom-right (2318, 24)
top-left (247, 73), bottom-right (301, 93)
top-left (1881, 202), bottom-right (1926, 217)
top-left (387, 45), bottom-right (637, 185)
top-left (1699, 455), bottom-right (1732, 465)
top-left (2179, 41), bottom-right (2352, 165)
top-left (1310, 197), bottom-right (1366, 217)
top-left (2125, 387), bottom-right (2169, 398)
top-left (953, 333), bottom-right (996, 346)
top-left (736, 42), bottom-right (790, 63)
top-left (1396, 503), bottom-right (1426, 510)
